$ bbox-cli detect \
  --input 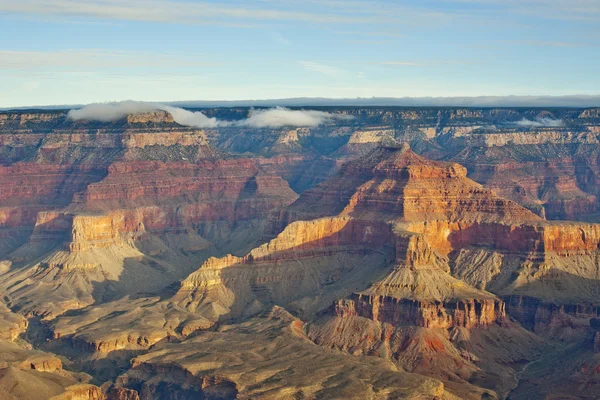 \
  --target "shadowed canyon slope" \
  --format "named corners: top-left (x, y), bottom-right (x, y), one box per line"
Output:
top-left (2, 107), bottom-right (600, 399)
